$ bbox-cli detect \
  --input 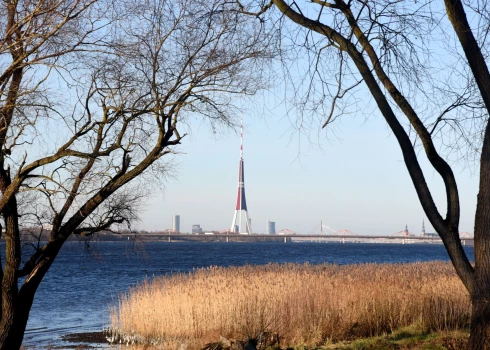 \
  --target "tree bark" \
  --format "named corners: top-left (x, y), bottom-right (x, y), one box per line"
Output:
top-left (469, 297), bottom-right (490, 349)
top-left (0, 283), bottom-right (40, 349)
top-left (0, 237), bottom-right (61, 349)
top-left (0, 302), bottom-right (31, 350)
top-left (0, 201), bottom-right (22, 349)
